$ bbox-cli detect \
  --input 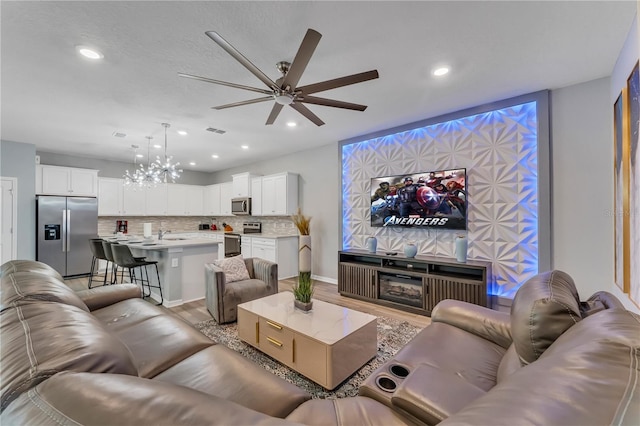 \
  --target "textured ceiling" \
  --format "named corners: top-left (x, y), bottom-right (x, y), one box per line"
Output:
top-left (1, 1), bottom-right (635, 172)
